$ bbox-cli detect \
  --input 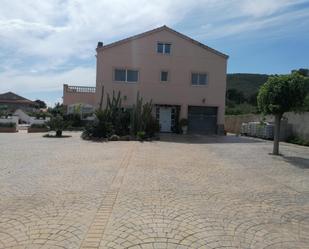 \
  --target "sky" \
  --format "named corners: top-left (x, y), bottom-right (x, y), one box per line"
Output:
top-left (0, 0), bottom-right (309, 106)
